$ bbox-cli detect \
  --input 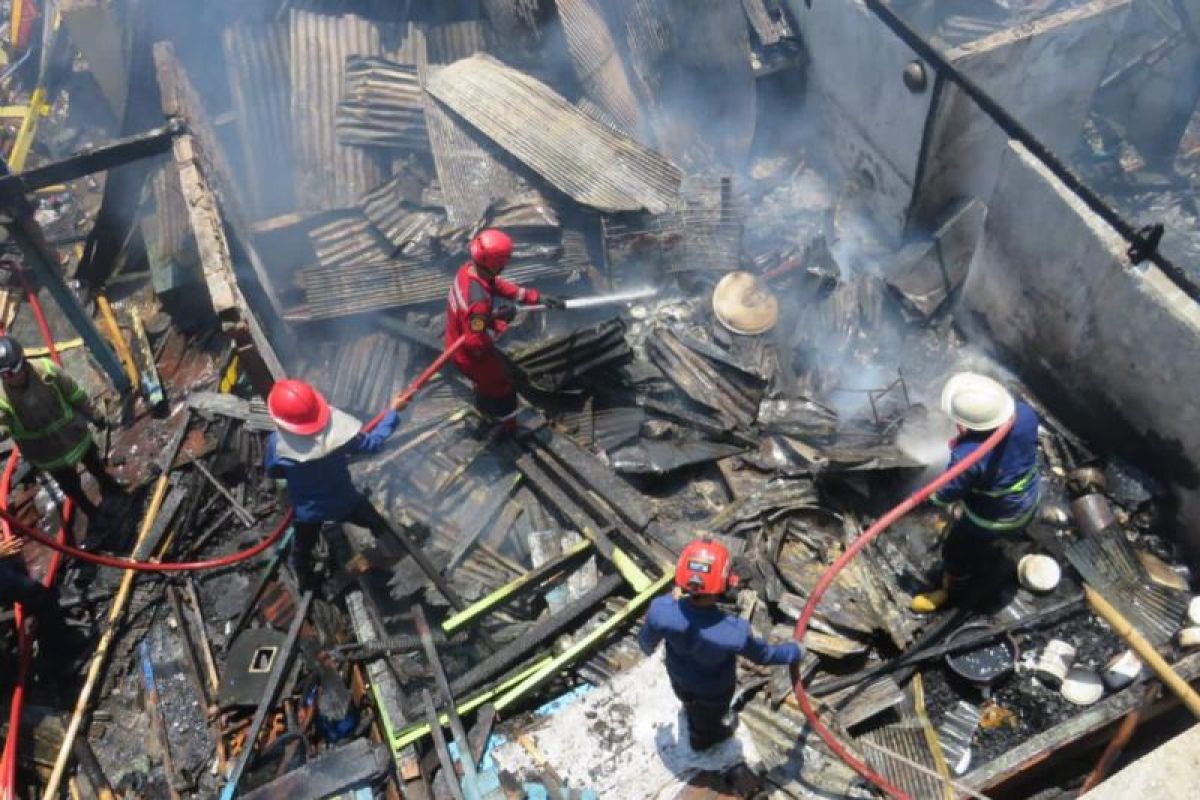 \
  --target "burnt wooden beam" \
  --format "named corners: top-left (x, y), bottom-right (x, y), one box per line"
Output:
top-left (152, 42), bottom-right (286, 389)
top-left (0, 121), bottom-right (182, 202)
top-left (414, 605), bottom-right (482, 799)
top-left (442, 572), bottom-right (625, 705)
top-left (222, 591), bottom-right (312, 798)
top-left (0, 158), bottom-right (131, 394)
top-left (240, 738), bottom-right (390, 800)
